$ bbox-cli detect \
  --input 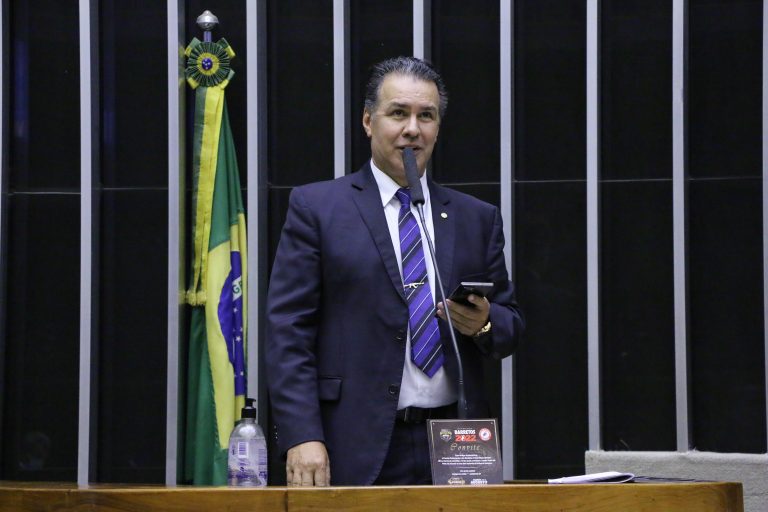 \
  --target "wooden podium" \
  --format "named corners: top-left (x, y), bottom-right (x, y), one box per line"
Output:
top-left (0, 480), bottom-right (743, 511)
